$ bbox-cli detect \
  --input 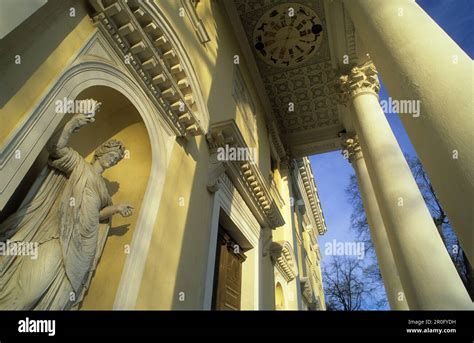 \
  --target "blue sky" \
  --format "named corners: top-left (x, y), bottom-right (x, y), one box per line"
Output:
top-left (311, 0), bottom-right (473, 308)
